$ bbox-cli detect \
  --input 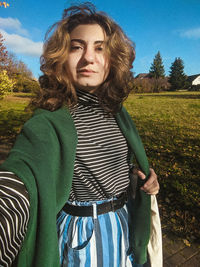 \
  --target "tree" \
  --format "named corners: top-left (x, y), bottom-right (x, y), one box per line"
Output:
top-left (5, 53), bottom-right (33, 79)
top-left (0, 2), bottom-right (9, 8)
top-left (13, 74), bottom-right (40, 93)
top-left (0, 33), bottom-right (38, 93)
top-left (133, 77), bottom-right (169, 93)
top-left (0, 33), bottom-right (9, 71)
top-left (169, 57), bottom-right (187, 91)
top-left (149, 51), bottom-right (165, 79)
top-left (16, 60), bottom-right (33, 78)
top-left (0, 34), bottom-right (33, 78)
